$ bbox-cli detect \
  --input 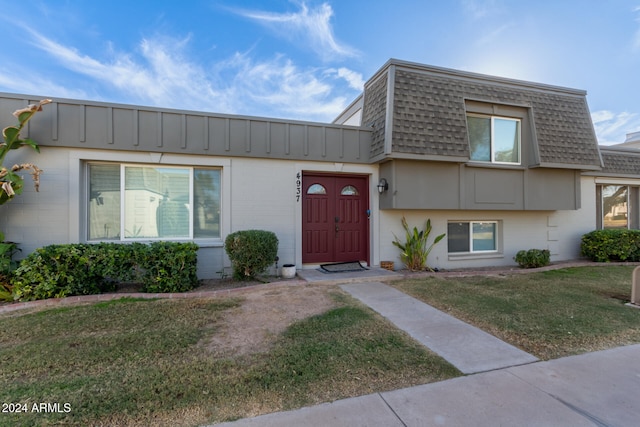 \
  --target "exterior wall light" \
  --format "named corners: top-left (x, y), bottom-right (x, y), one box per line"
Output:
top-left (377, 178), bottom-right (389, 194)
